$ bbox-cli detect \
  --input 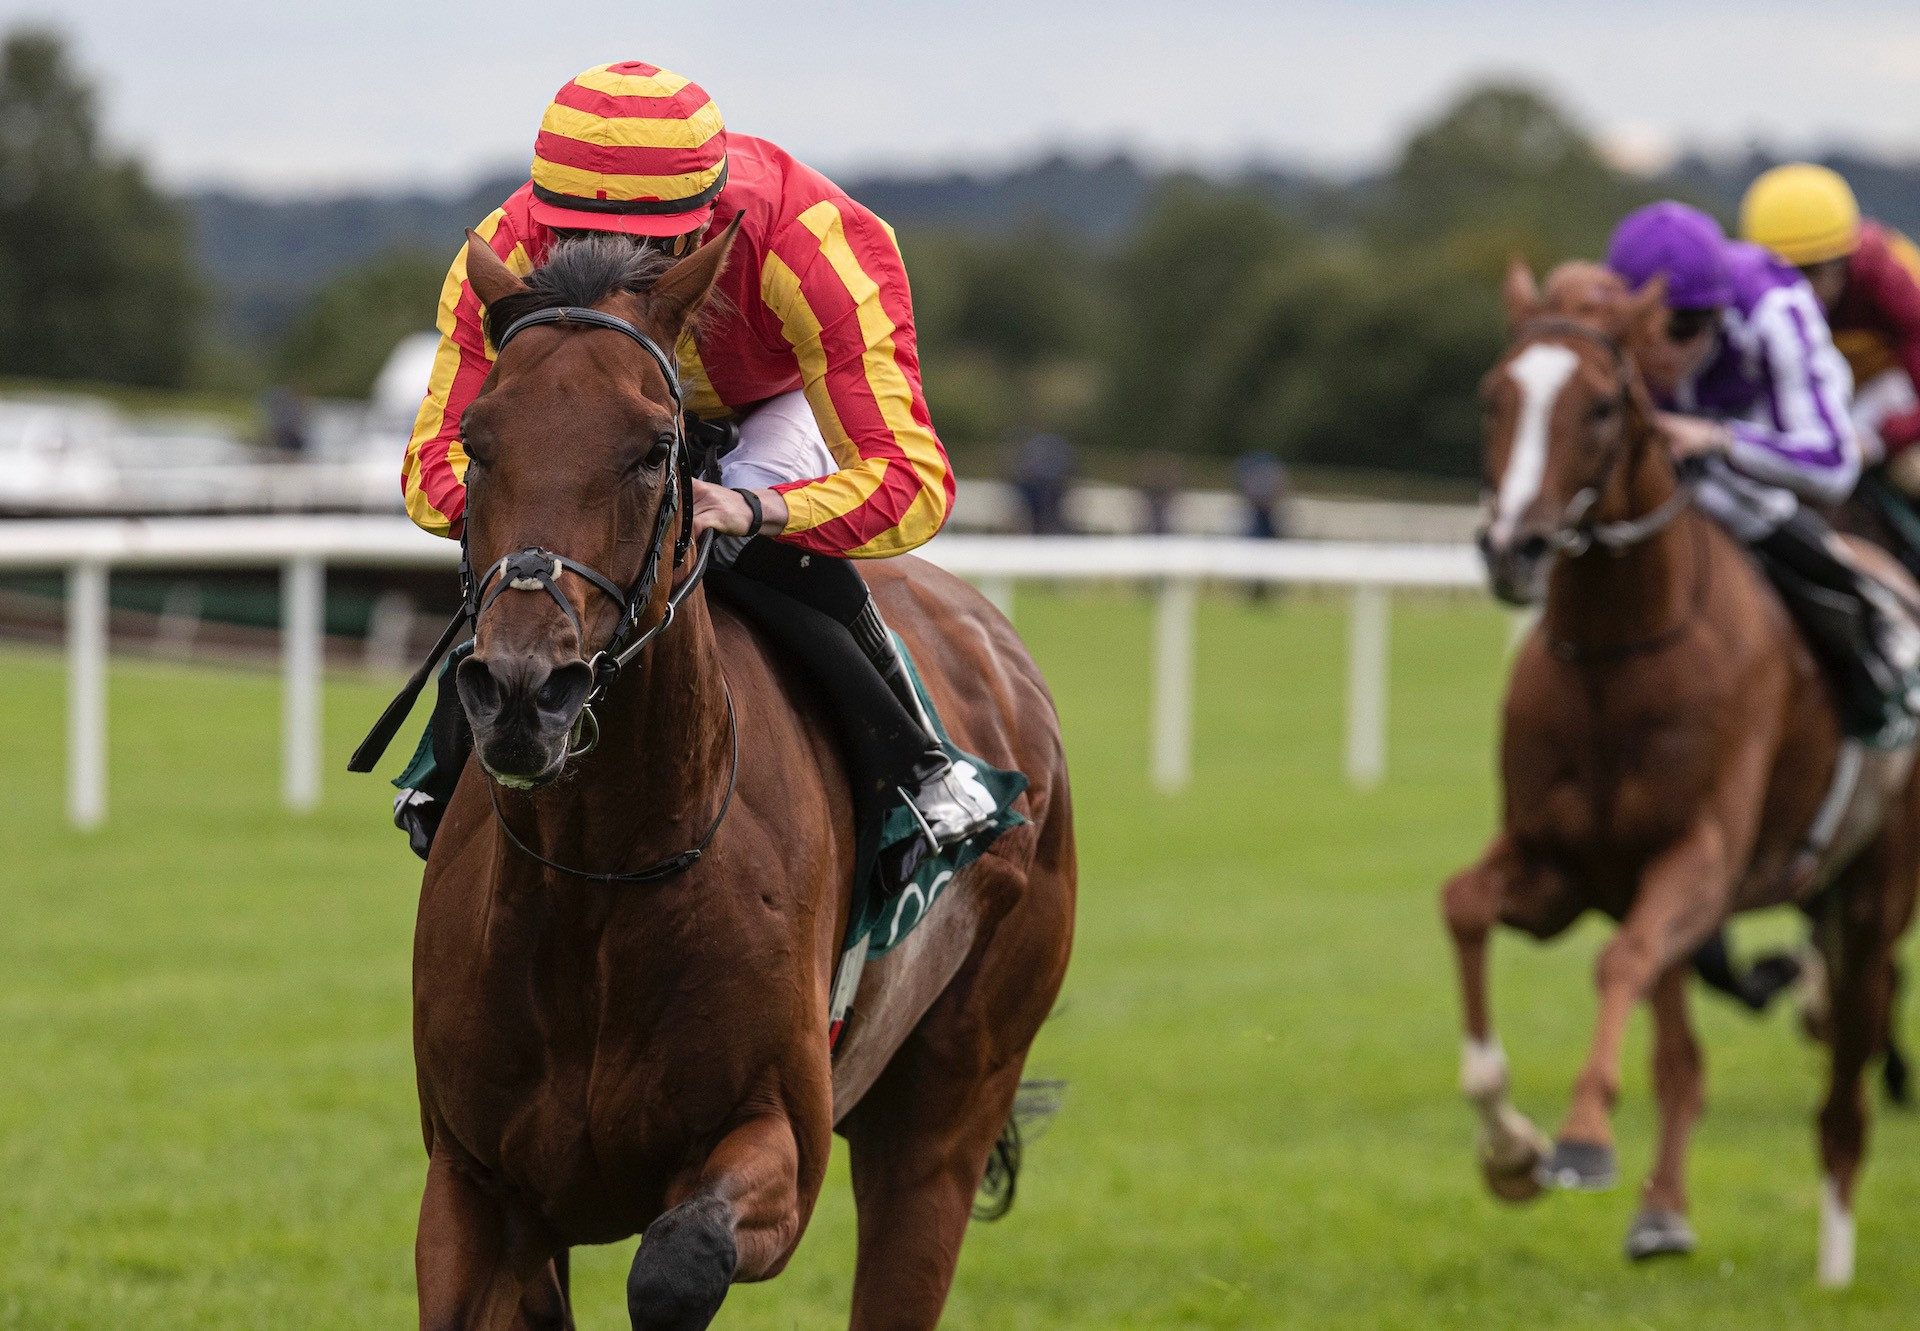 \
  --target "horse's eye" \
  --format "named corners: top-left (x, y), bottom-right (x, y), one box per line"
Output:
top-left (630, 432), bottom-right (673, 472)
top-left (1589, 399), bottom-right (1618, 422)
